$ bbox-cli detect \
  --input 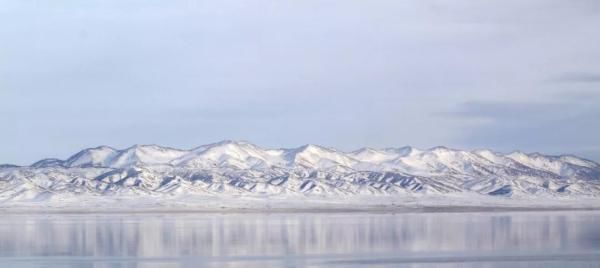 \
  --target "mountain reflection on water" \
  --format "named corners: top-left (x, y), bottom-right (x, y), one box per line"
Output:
top-left (0, 211), bottom-right (599, 268)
